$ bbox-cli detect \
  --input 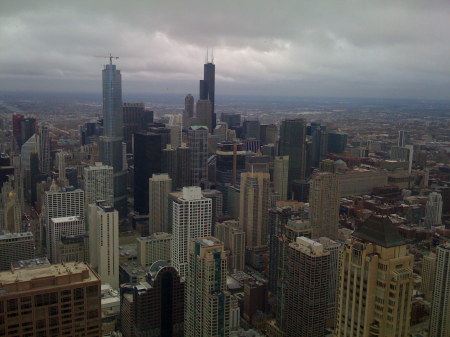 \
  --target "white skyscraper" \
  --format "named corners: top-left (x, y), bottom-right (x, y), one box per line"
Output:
top-left (83, 162), bottom-right (114, 207)
top-left (88, 202), bottom-right (119, 289)
top-left (425, 192), bottom-right (443, 227)
top-left (149, 173), bottom-right (172, 234)
top-left (48, 216), bottom-right (84, 263)
top-left (55, 150), bottom-right (70, 186)
top-left (171, 186), bottom-right (212, 278)
top-left (430, 243), bottom-right (450, 337)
